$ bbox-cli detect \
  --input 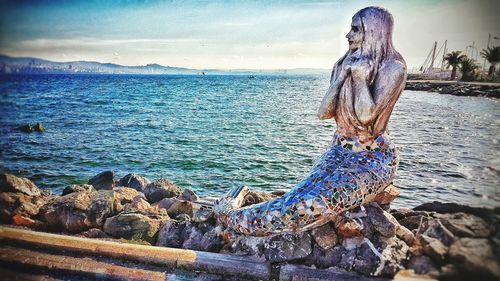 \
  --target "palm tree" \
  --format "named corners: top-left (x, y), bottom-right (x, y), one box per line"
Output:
top-left (459, 57), bottom-right (479, 81)
top-left (480, 46), bottom-right (500, 77)
top-left (444, 51), bottom-right (465, 80)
